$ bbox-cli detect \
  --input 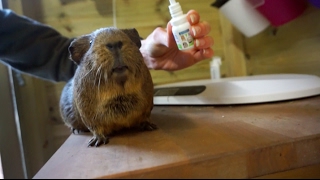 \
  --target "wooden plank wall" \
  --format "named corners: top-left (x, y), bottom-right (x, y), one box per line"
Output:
top-left (244, 5), bottom-right (320, 77)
